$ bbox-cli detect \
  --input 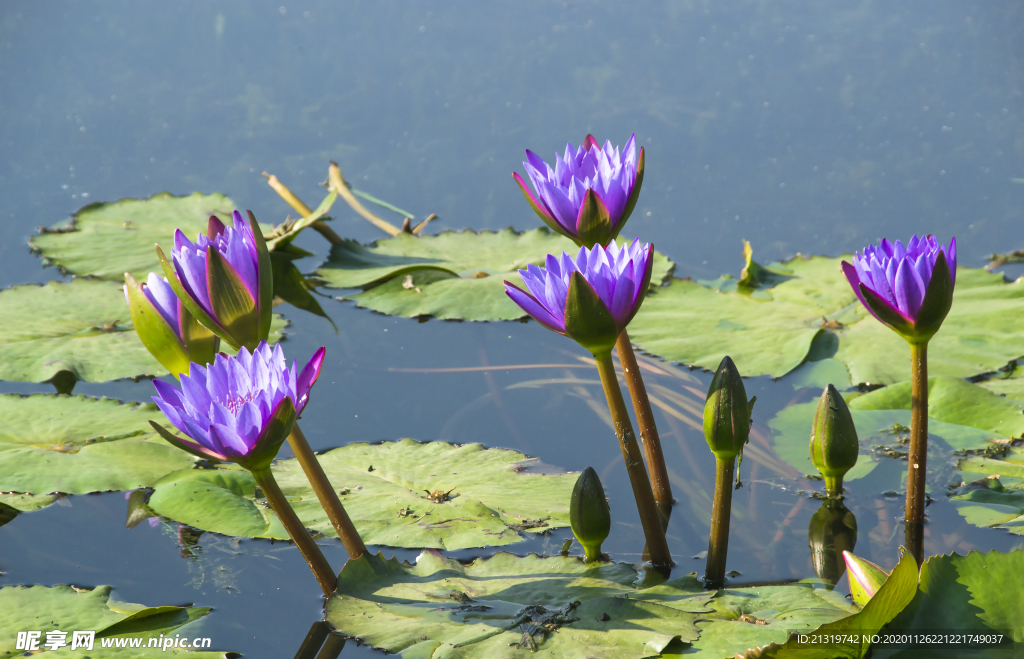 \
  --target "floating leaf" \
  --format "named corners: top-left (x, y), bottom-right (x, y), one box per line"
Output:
top-left (315, 229), bottom-right (673, 321)
top-left (147, 439), bottom-right (578, 549)
top-left (957, 445), bottom-right (1024, 481)
top-left (628, 248), bottom-right (1024, 383)
top-left (874, 549), bottom-right (1024, 656)
top-left (0, 394), bottom-right (195, 498)
top-left (0, 492), bottom-right (56, 512)
top-left (0, 278), bottom-right (286, 383)
top-left (0, 584), bottom-right (227, 657)
top-left (325, 551), bottom-right (710, 659)
top-left (769, 377), bottom-right (1022, 481)
top-left (663, 582), bottom-right (856, 658)
top-left (950, 477), bottom-right (1024, 536)
top-left (31, 192), bottom-right (240, 281)
top-left (741, 548), bottom-right (919, 658)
